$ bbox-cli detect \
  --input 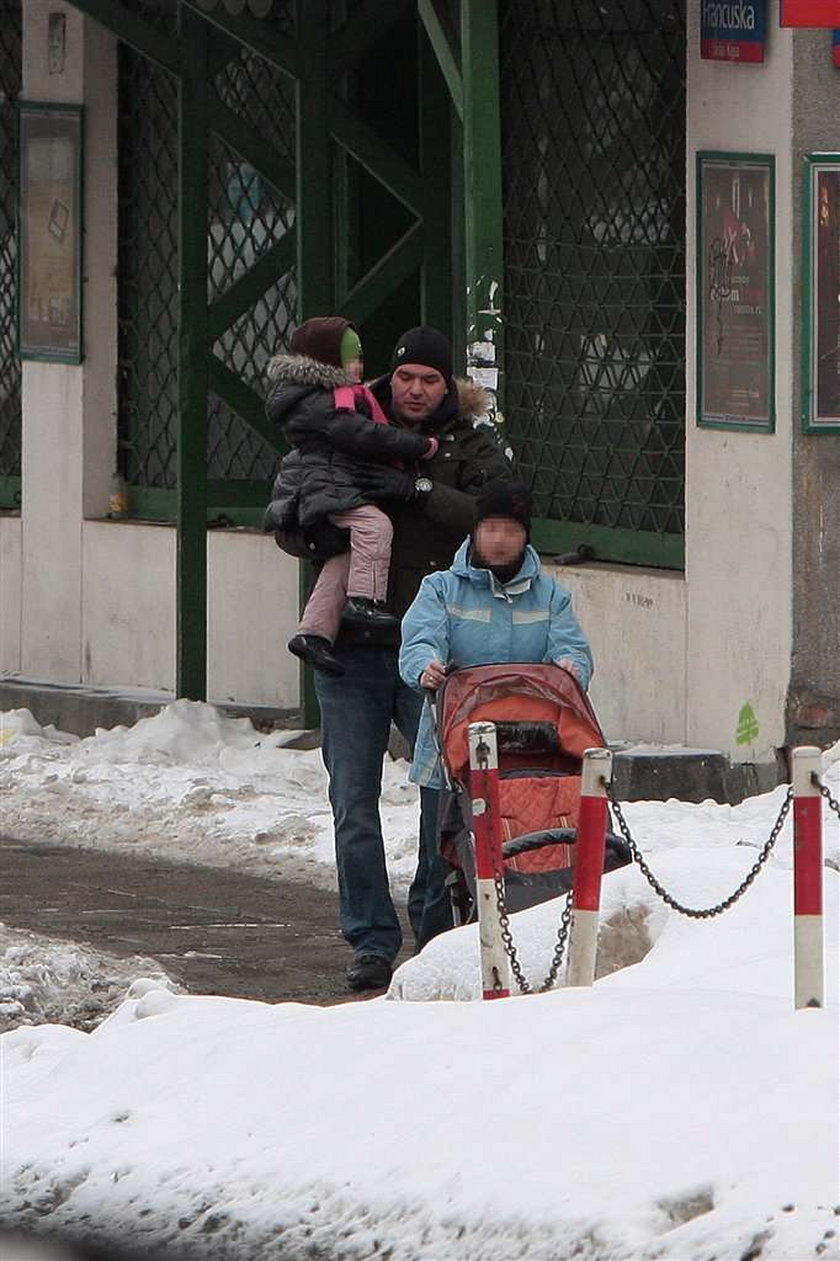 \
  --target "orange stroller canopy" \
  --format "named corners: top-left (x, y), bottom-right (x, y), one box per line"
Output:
top-left (438, 662), bottom-right (605, 785)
